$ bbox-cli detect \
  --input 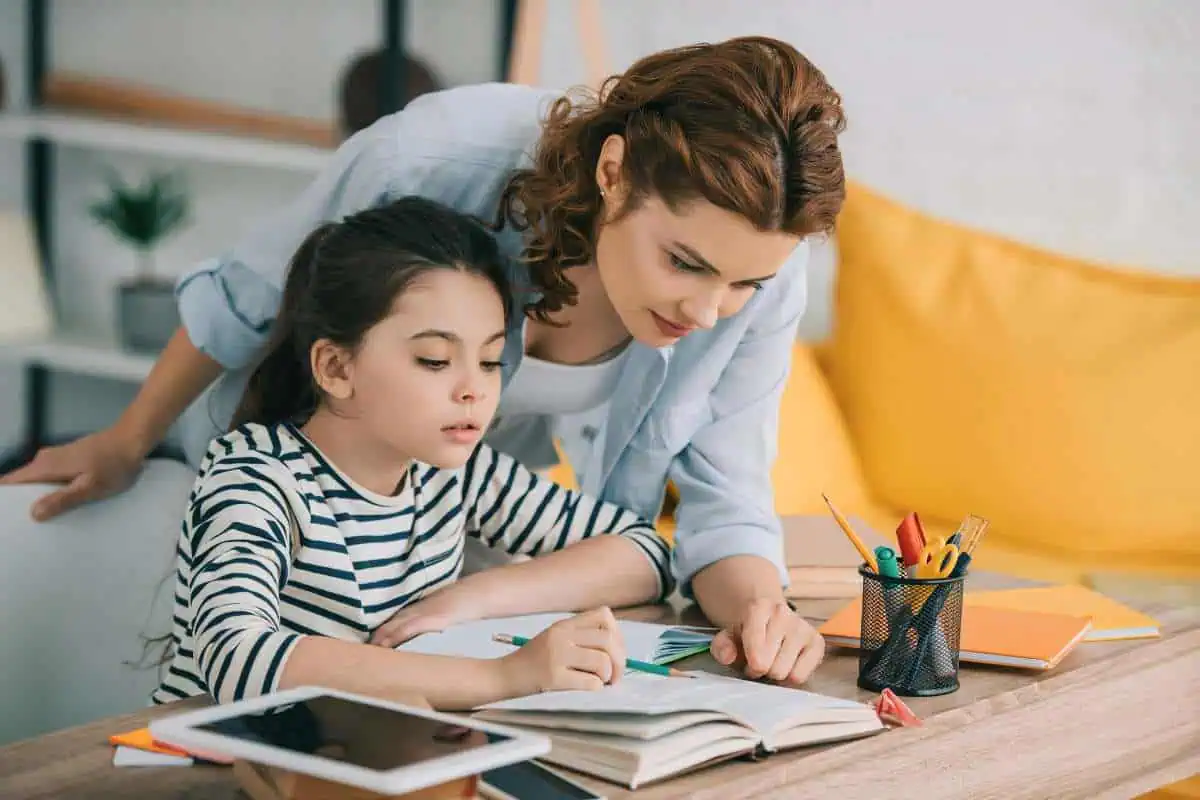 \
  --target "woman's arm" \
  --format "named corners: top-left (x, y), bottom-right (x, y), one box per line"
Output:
top-left (666, 247), bottom-right (826, 684)
top-left (0, 329), bottom-right (220, 519)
